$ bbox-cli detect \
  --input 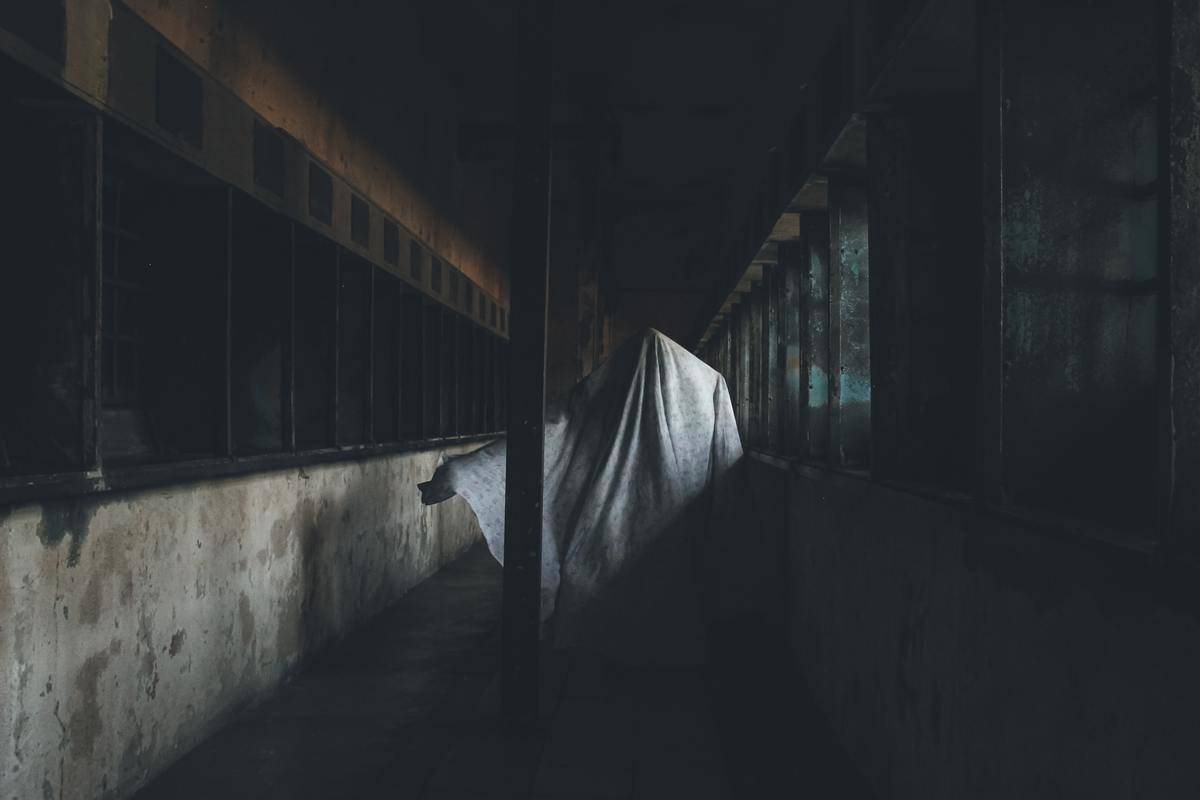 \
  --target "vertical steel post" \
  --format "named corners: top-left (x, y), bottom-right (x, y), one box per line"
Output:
top-left (222, 186), bottom-right (234, 457)
top-left (83, 113), bottom-right (103, 470)
top-left (502, 0), bottom-right (553, 731)
top-left (977, 0), bottom-right (1005, 505)
top-left (284, 222), bottom-right (297, 452)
